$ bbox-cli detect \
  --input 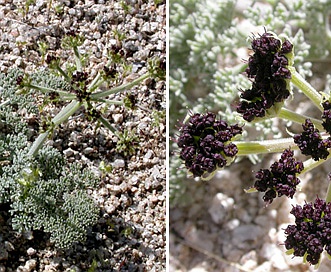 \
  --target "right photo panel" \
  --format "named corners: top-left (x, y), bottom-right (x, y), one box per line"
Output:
top-left (169, 1), bottom-right (331, 271)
